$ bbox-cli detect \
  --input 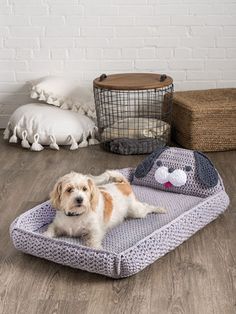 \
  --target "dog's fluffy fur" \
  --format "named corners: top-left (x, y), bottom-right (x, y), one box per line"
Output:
top-left (44, 170), bottom-right (166, 249)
